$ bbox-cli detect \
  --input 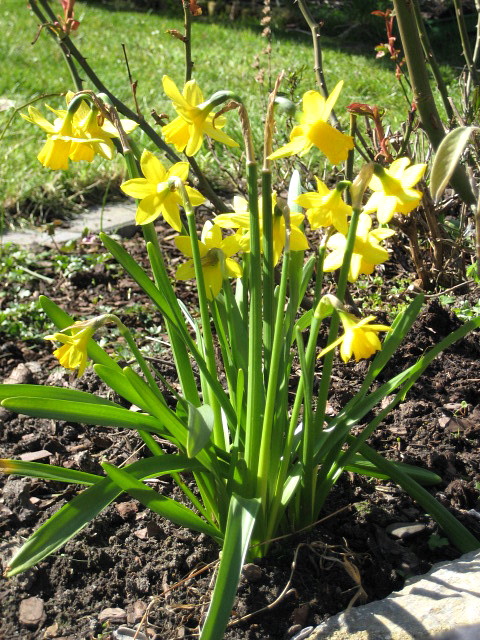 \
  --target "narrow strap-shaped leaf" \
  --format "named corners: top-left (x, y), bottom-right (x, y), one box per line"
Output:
top-left (343, 455), bottom-right (441, 485)
top-left (6, 454), bottom-right (204, 576)
top-left (94, 364), bottom-right (151, 411)
top-left (39, 295), bottom-right (123, 374)
top-left (357, 442), bottom-right (480, 553)
top-left (0, 384), bottom-right (116, 406)
top-left (1, 397), bottom-right (166, 435)
top-left (122, 367), bottom-right (185, 445)
top-left (0, 459), bottom-right (102, 485)
top-left (200, 495), bottom-right (259, 640)
top-left (102, 462), bottom-right (220, 539)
